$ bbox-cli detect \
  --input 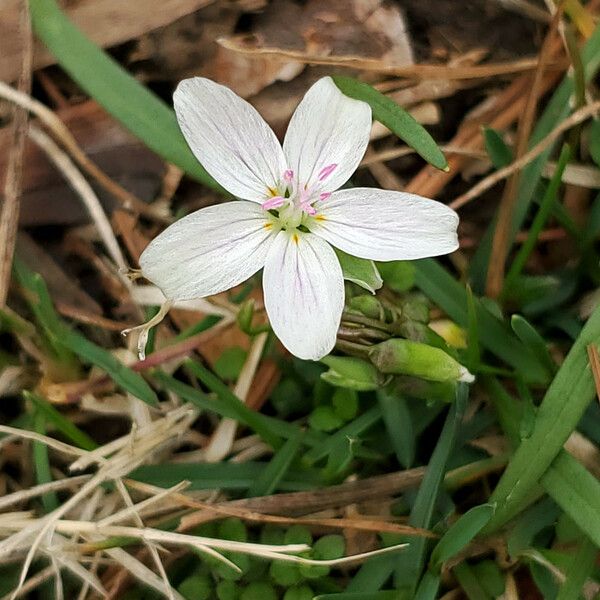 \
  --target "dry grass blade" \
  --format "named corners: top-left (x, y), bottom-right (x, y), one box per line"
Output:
top-left (449, 100), bottom-right (600, 210)
top-left (0, 0), bottom-right (31, 307)
top-left (0, 475), bottom-right (91, 511)
top-left (0, 425), bottom-right (87, 458)
top-left (104, 546), bottom-right (185, 600)
top-left (217, 36), bottom-right (566, 80)
top-left (28, 125), bottom-right (129, 279)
